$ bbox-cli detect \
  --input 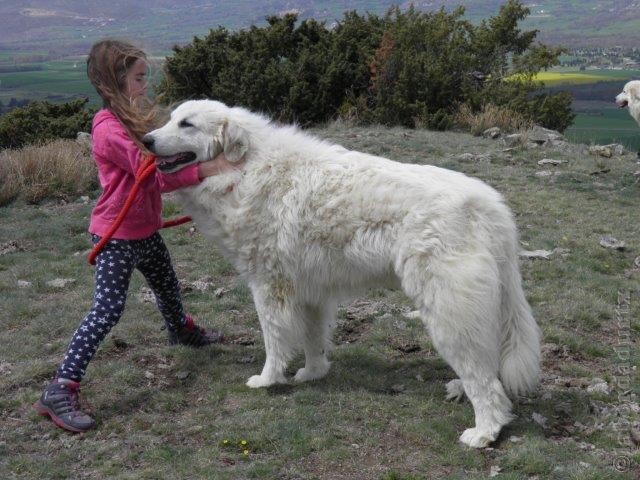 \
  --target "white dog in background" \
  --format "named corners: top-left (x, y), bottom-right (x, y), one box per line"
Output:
top-left (616, 80), bottom-right (640, 126)
top-left (143, 100), bottom-right (541, 448)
